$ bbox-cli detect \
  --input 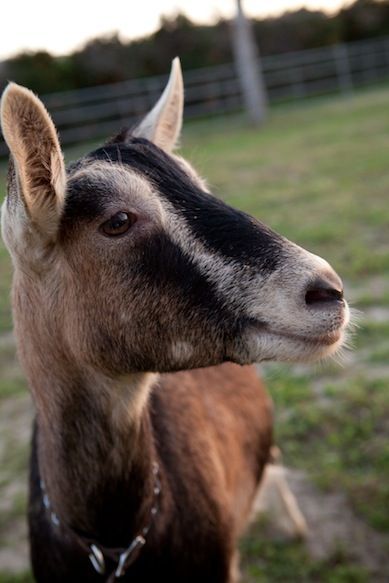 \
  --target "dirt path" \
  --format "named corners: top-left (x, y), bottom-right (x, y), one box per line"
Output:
top-left (287, 469), bottom-right (389, 580)
top-left (0, 394), bottom-right (32, 573)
